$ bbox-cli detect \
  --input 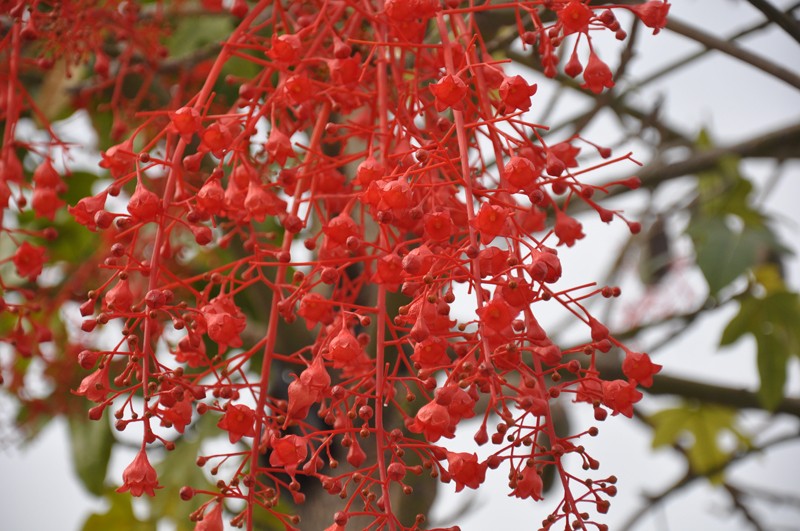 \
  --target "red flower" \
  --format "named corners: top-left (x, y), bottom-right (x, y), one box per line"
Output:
top-left (200, 122), bottom-right (233, 157)
top-left (499, 75), bottom-right (537, 112)
top-left (117, 449), bottom-right (162, 497)
top-left (200, 297), bottom-right (246, 350)
top-left (408, 402), bottom-right (454, 442)
top-left (217, 403), bottom-right (257, 443)
top-left (526, 248), bottom-right (562, 283)
top-left (601, 379), bottom-right (643, 417)
top-left (13, 242), bottom-right (46, 281)
top-left (267, 33), bottom-right (301, 63)
top-left (195, 502), bottom-right (224, 531)
top-left (74, 364), bottom-right (111, 403)
top-left (631, 1), bottom-right (670, 34)
top-left (412, 336), bottom-right (450, 369)
top-left (244, 182), bottom-right (286, 222)
top-left (559, 1), bottom-right (593, 35)
top-left (266, 128), bottom-right (295, 166)
top-left (447, 452), bottom-right (487, 492)
top-left (298, 293), bottom-right (334, 329)
top-left (476, 296), bottom-right (516, 333)
top-left (554, 210), bottom-right (585, 247)
top-left (196, 178), bottom-right (226, 215)
top-left (269, 434), bottom-right (308, 475)
top-left (169, 106), bottom-right (202, 142)
top-left (582, 52), bottom-right (615, 94)
top-left (325, 327), bottom-right (363, 367)
top-left (127, 184), bottom-right (161, 222)
top-left (32, 186), bottom-right (64, 220)
top-left (69, 193), bottom-right (107, 229)
top-left (423, 211), bottom-right (454, 242)
top-left (99, 140), bottom-right (136, 178)
top-left (504, 156), bottom-right (538, 191)
top-left (622, 351), bottom-right (662, 387)
top-left (430, 74), bottom-right (467, 112)
top-left (104, 280), bottom-right (133, 312)
top-left (510, 466), bottom-right (543, 500)
top-left (471, 203), bottom-right (508, 243)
